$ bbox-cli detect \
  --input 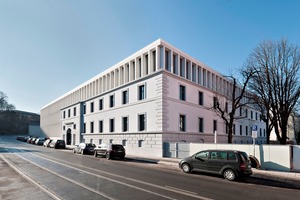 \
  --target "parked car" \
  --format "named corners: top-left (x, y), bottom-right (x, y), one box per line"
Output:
top-left (43, 139), bottom-right (53, 147)
top-left (36, 138), bottom-right (45, 146)
top-left (73, 143), bottom-right (96, 155)
top-left (178, 149), bottom-right (252, 181)
top-left (30, 137), bottom-right (37, 144)
top-left (94, 144), bottom-right (125, 160)
top-left (49, 140), bottom-right (66, 149)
